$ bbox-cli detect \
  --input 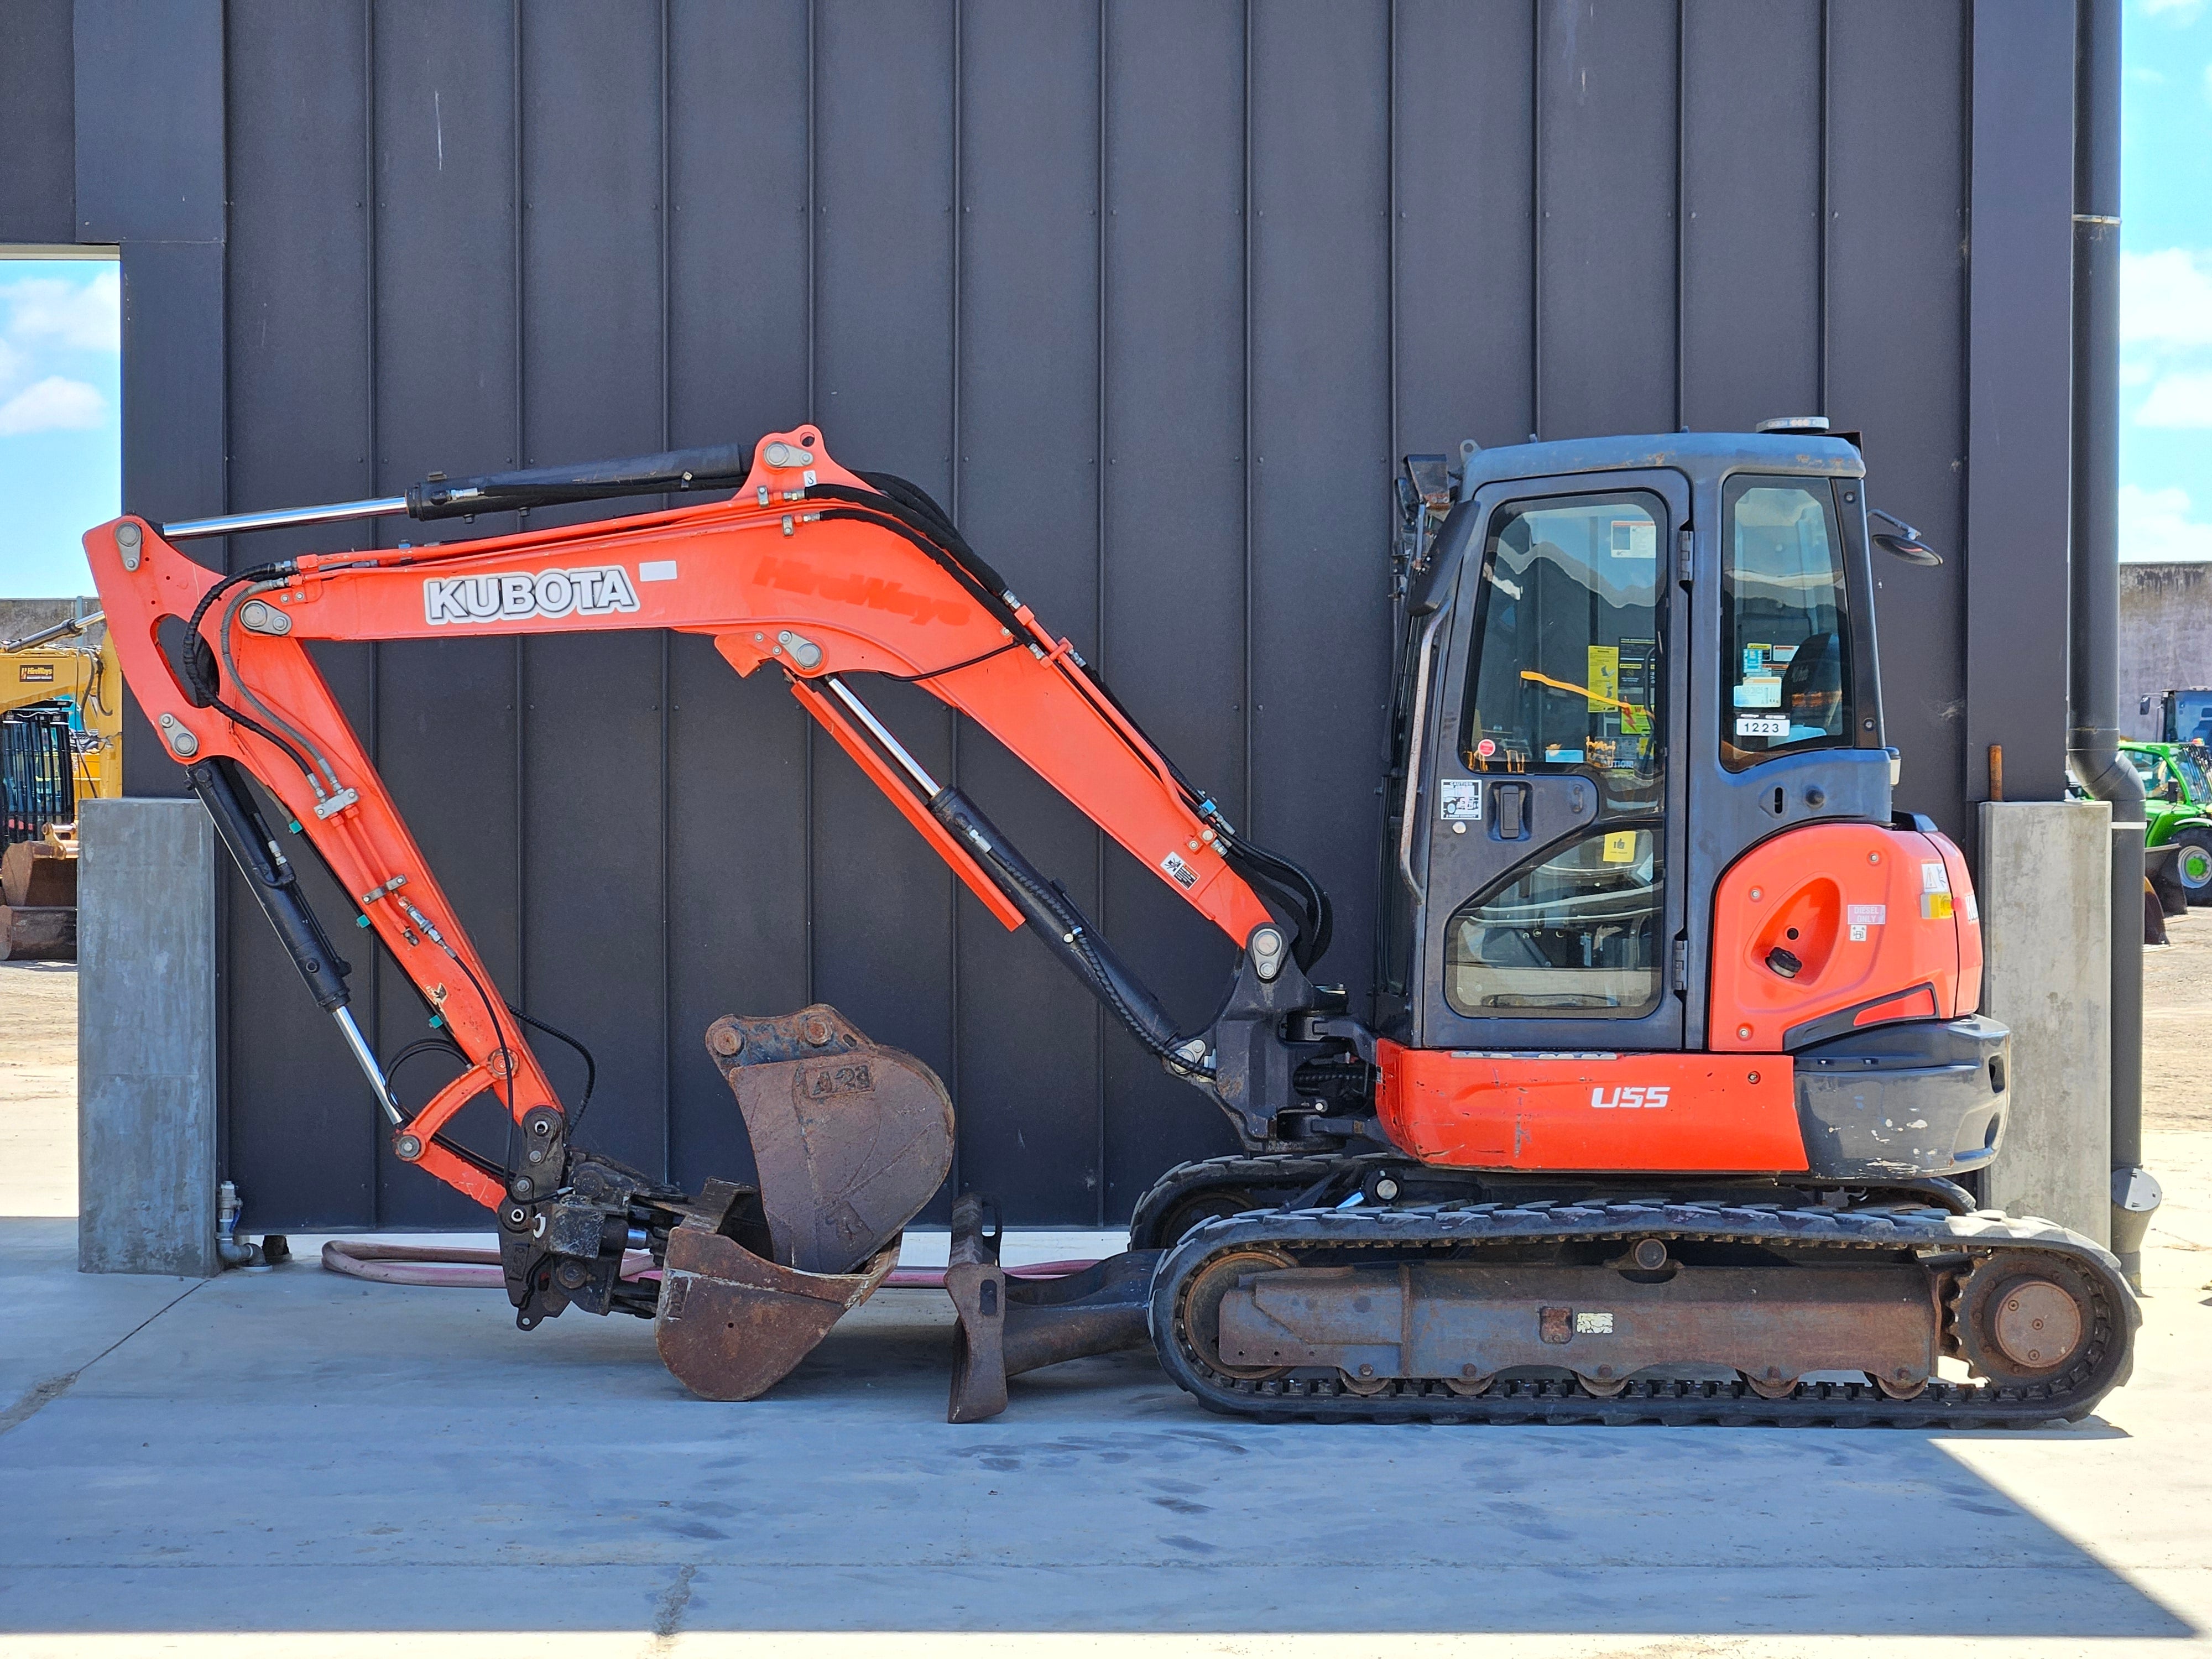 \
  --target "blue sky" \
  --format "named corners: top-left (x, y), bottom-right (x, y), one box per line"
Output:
top-left (2123, 0), bottom-right (2212, 559)
top-left (0, 14), bottom-right (2205, 595)
top-left (0, 258), bottom-right (119, 597)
